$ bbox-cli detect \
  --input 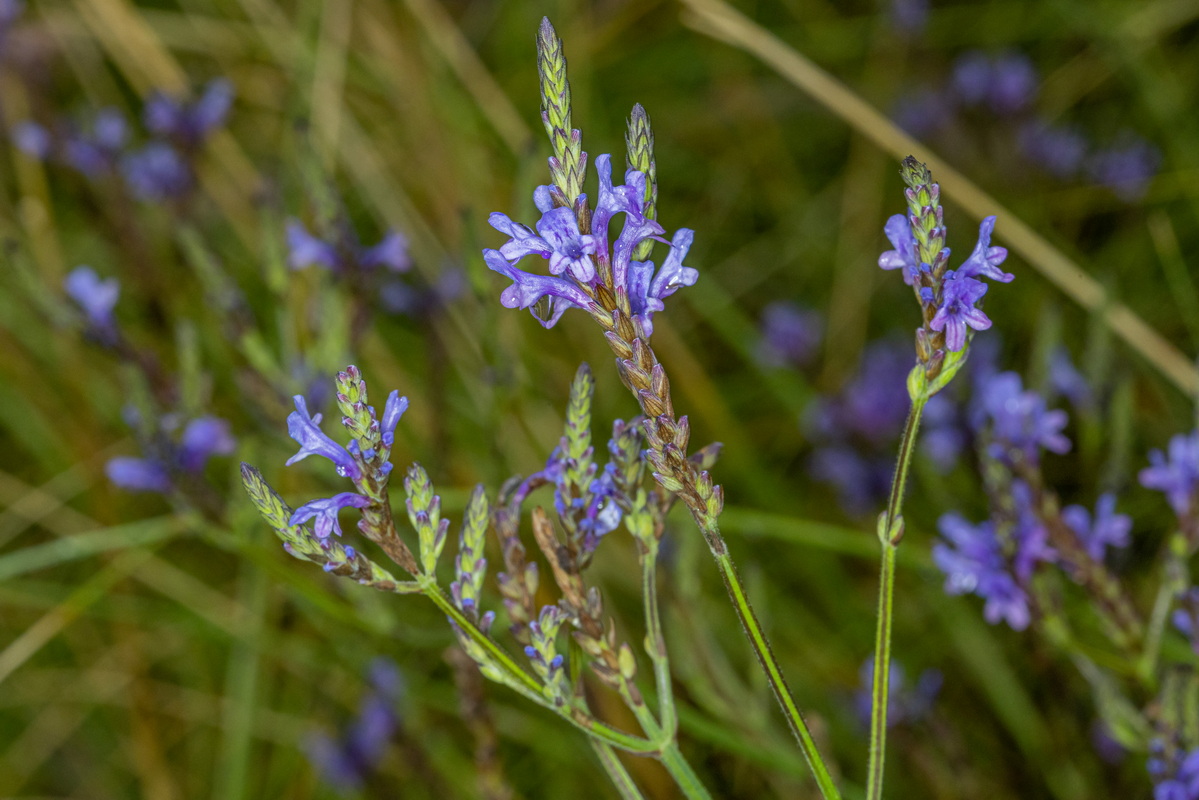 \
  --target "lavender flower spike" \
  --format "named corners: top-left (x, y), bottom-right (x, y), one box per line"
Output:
top-left (290, 492), bottom-right (372, 540)
top-left (285, 395), bottom-right (362, 480)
